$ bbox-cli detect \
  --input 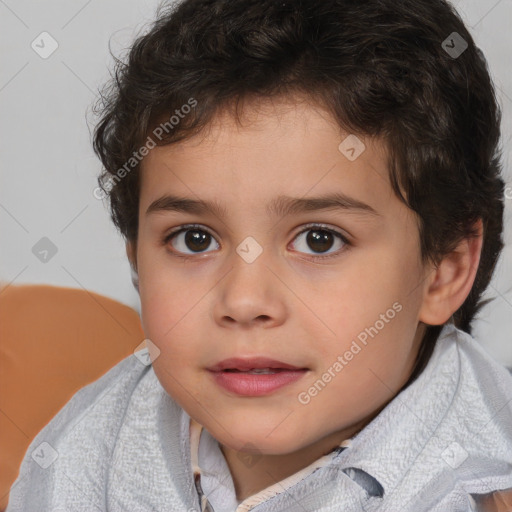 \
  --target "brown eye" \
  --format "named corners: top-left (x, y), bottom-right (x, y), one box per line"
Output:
top-left (165, 226), bottom-right (219, 255)
top-left (291, 225), bottom-right (348, 259)
top-left (306, 230), bottom-right (335, 253)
